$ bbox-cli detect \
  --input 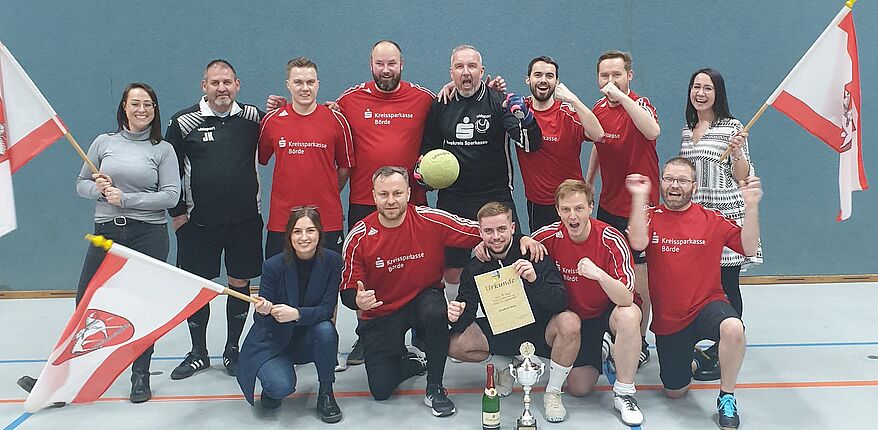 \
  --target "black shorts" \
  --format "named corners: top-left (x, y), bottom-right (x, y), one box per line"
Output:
top-left (655, 300), bottom-right (741, 390)
top-left (175, 216), bottom-right (263, 280)
top-left (527, 200), bottom-right (560, 233)
top-left (475, 317), bottom-right (552, 359)
top-left (596, 206), bottom-right (646, 264)
top-left (436, 192), bottom-right (519, 268)
top-left (348, 203), bottom-right (376, 231)
top-left (574, 307), bottom-right (614, 369)
top-left (265, 230), bottom-right (344, 260)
